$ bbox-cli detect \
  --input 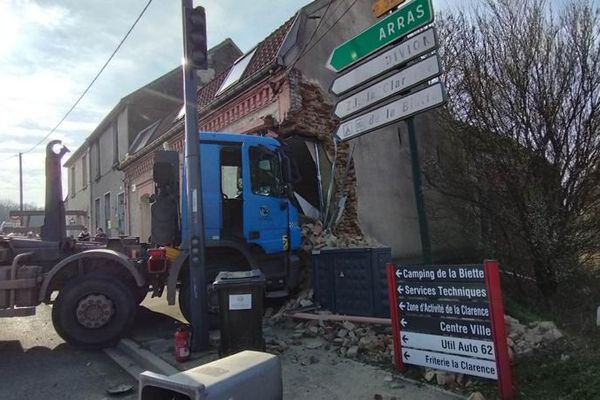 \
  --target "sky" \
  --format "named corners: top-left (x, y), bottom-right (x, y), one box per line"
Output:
top-left (0, 0), bottom-right (477, 208)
